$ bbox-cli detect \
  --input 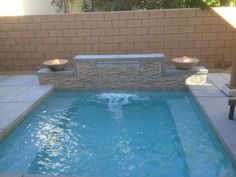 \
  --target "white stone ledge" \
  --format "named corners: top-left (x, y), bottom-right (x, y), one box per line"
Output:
top-left (74, 53), bottom-right (165, 75)
top-left (165, 66), bottom-right (208, 76)
top-left (97, 61), bottom-right (139, 65)
top-left (118, 54), bottom-right (165, 61)
top-left (73, 53), bottom-right (165, 62)
top-left (36, 68), bottom-right (75, 77)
